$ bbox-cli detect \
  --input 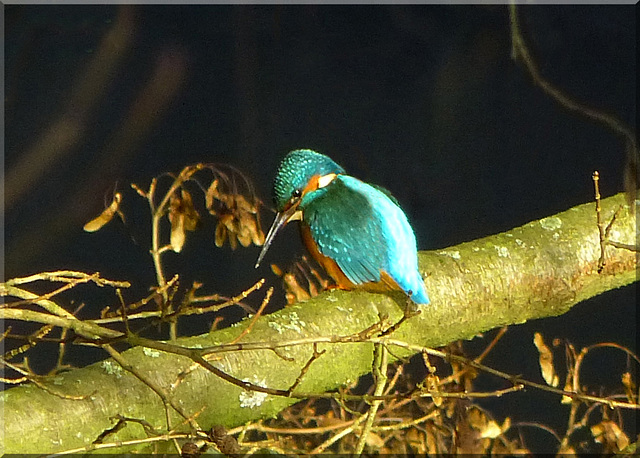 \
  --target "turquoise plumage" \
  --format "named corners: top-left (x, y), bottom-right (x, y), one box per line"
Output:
top-left (256, 149), bottom-right (429, 305)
